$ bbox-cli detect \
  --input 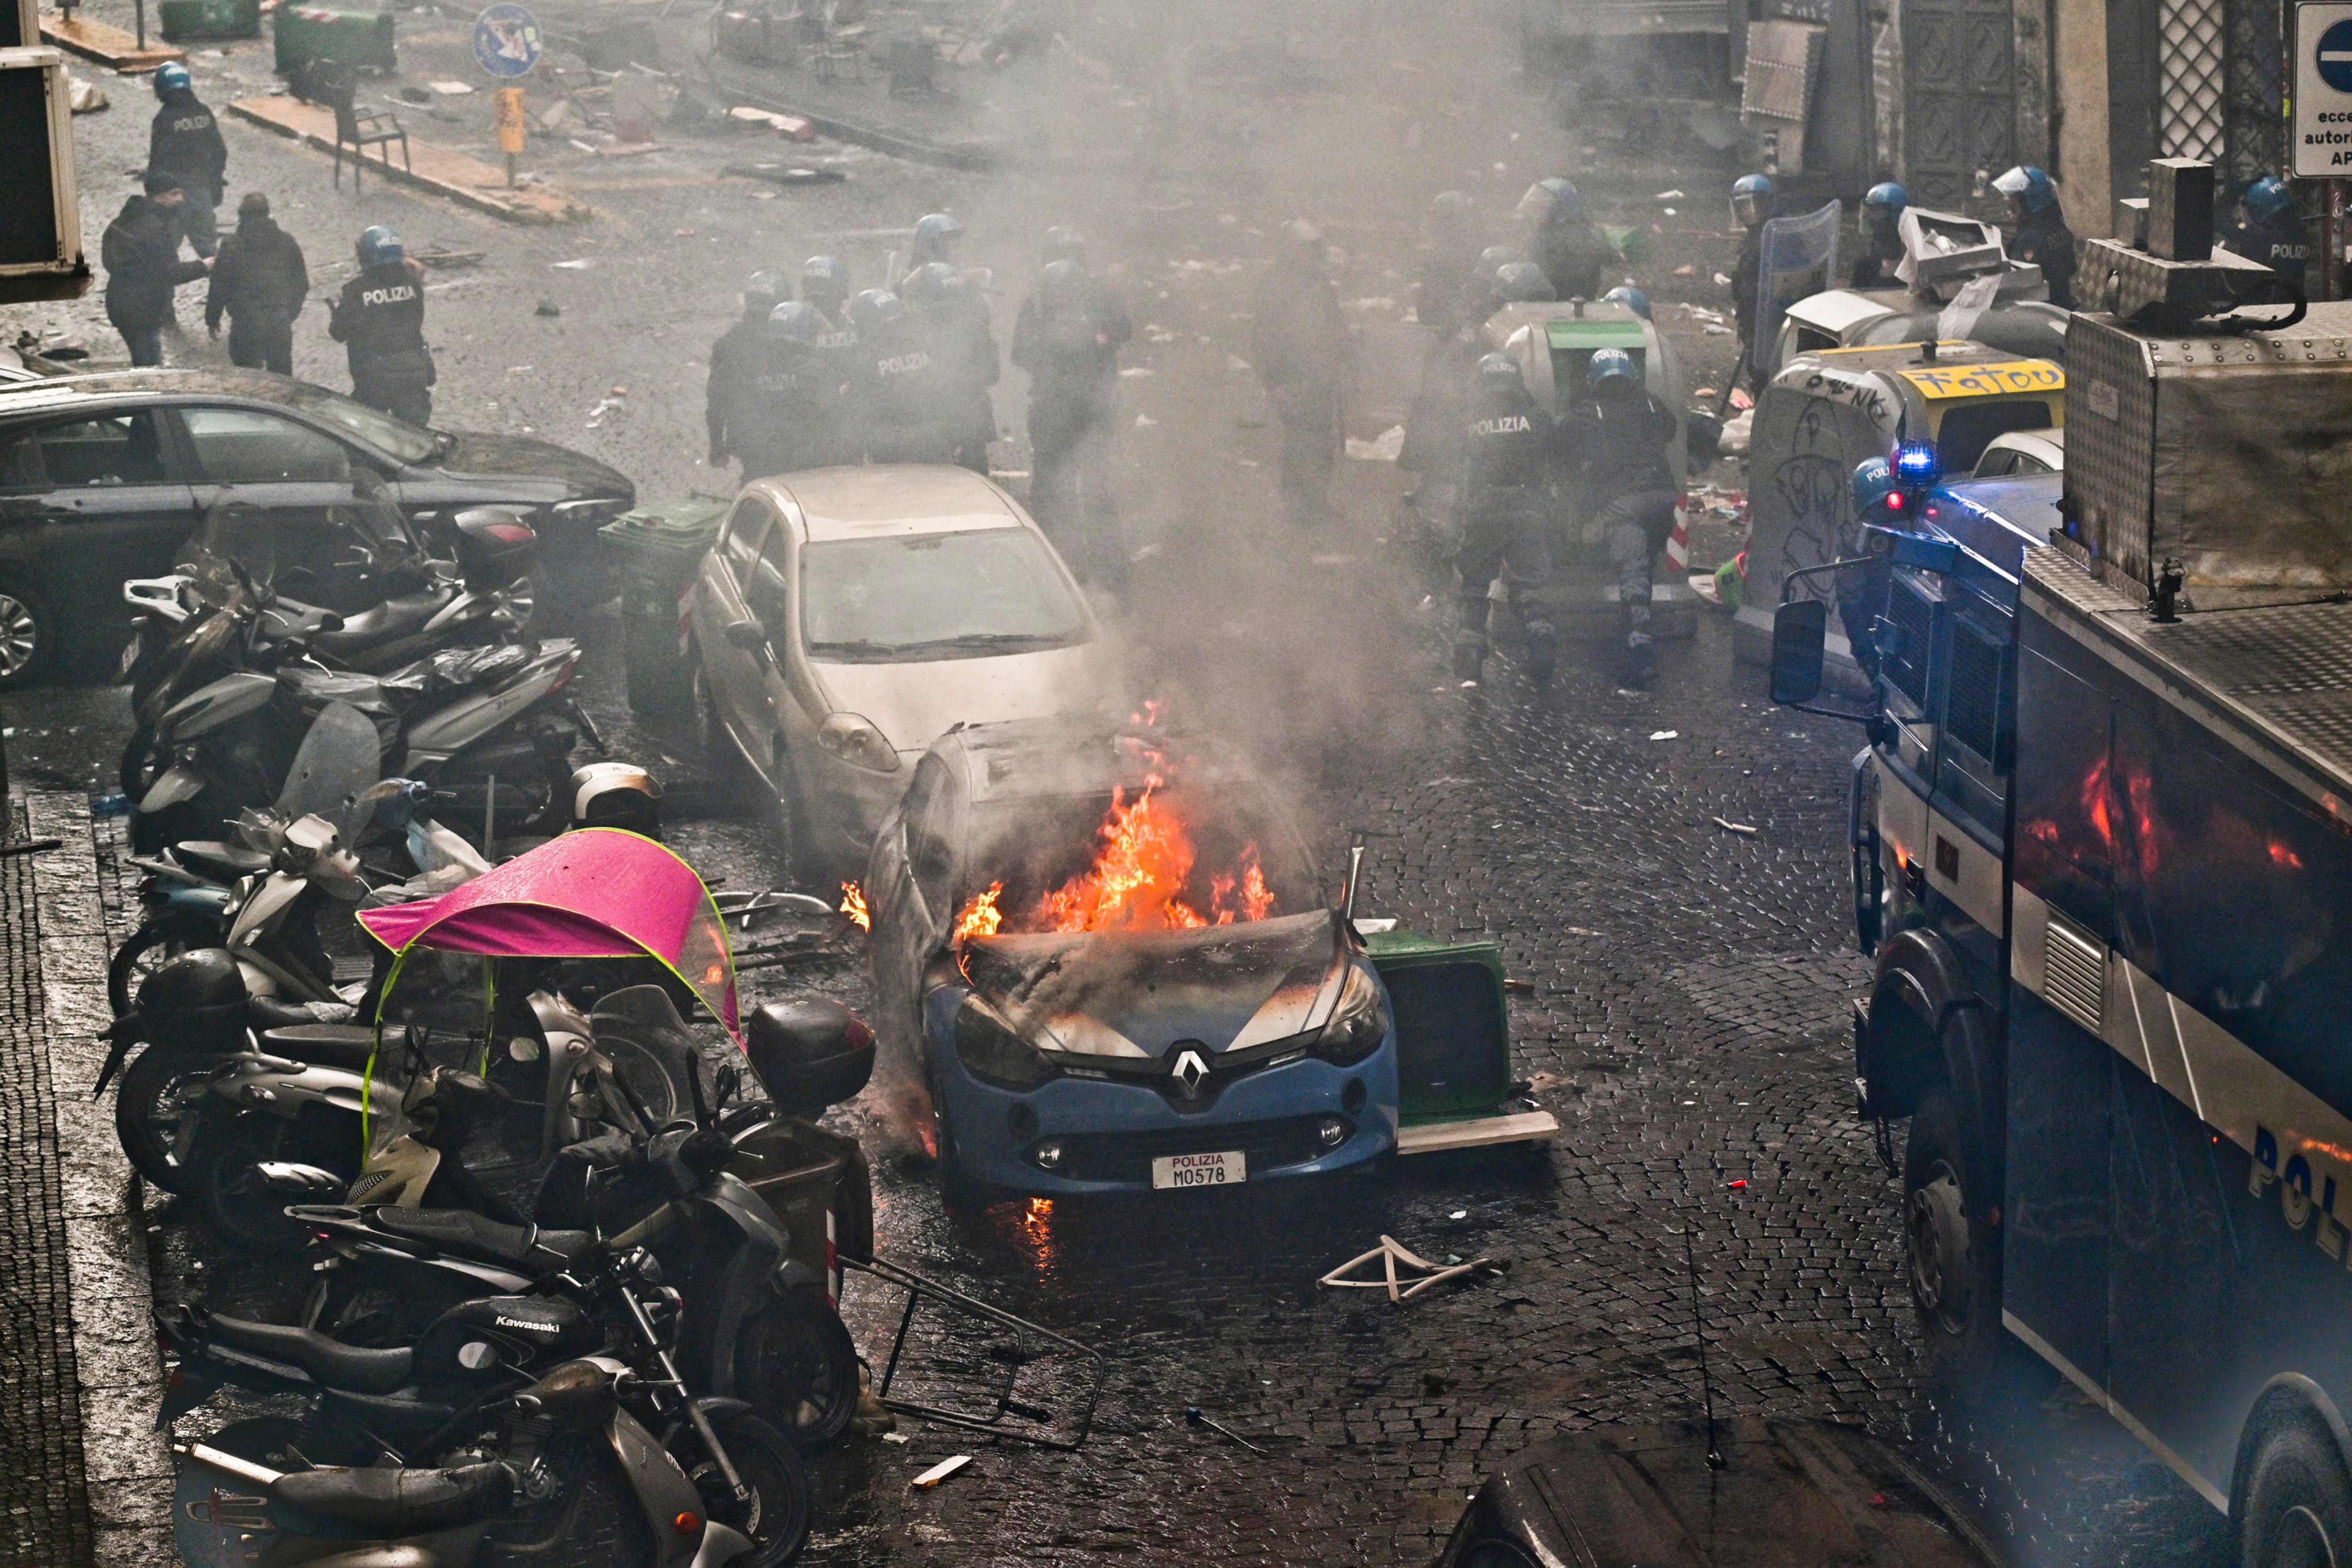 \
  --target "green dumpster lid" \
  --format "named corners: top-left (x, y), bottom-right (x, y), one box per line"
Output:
top-left (600, 496), bottom-right (731, 552)
top-left (1545, 319), bottom-right (1647, 350)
